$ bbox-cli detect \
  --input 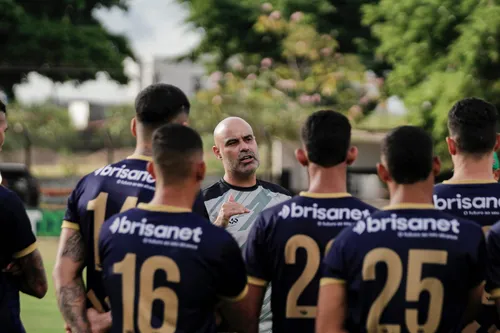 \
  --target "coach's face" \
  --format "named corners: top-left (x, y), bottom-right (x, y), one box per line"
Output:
top-left (213, 118), bottom-right (260, 176)
top-left (0, 112), bottom-right (7, 151)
